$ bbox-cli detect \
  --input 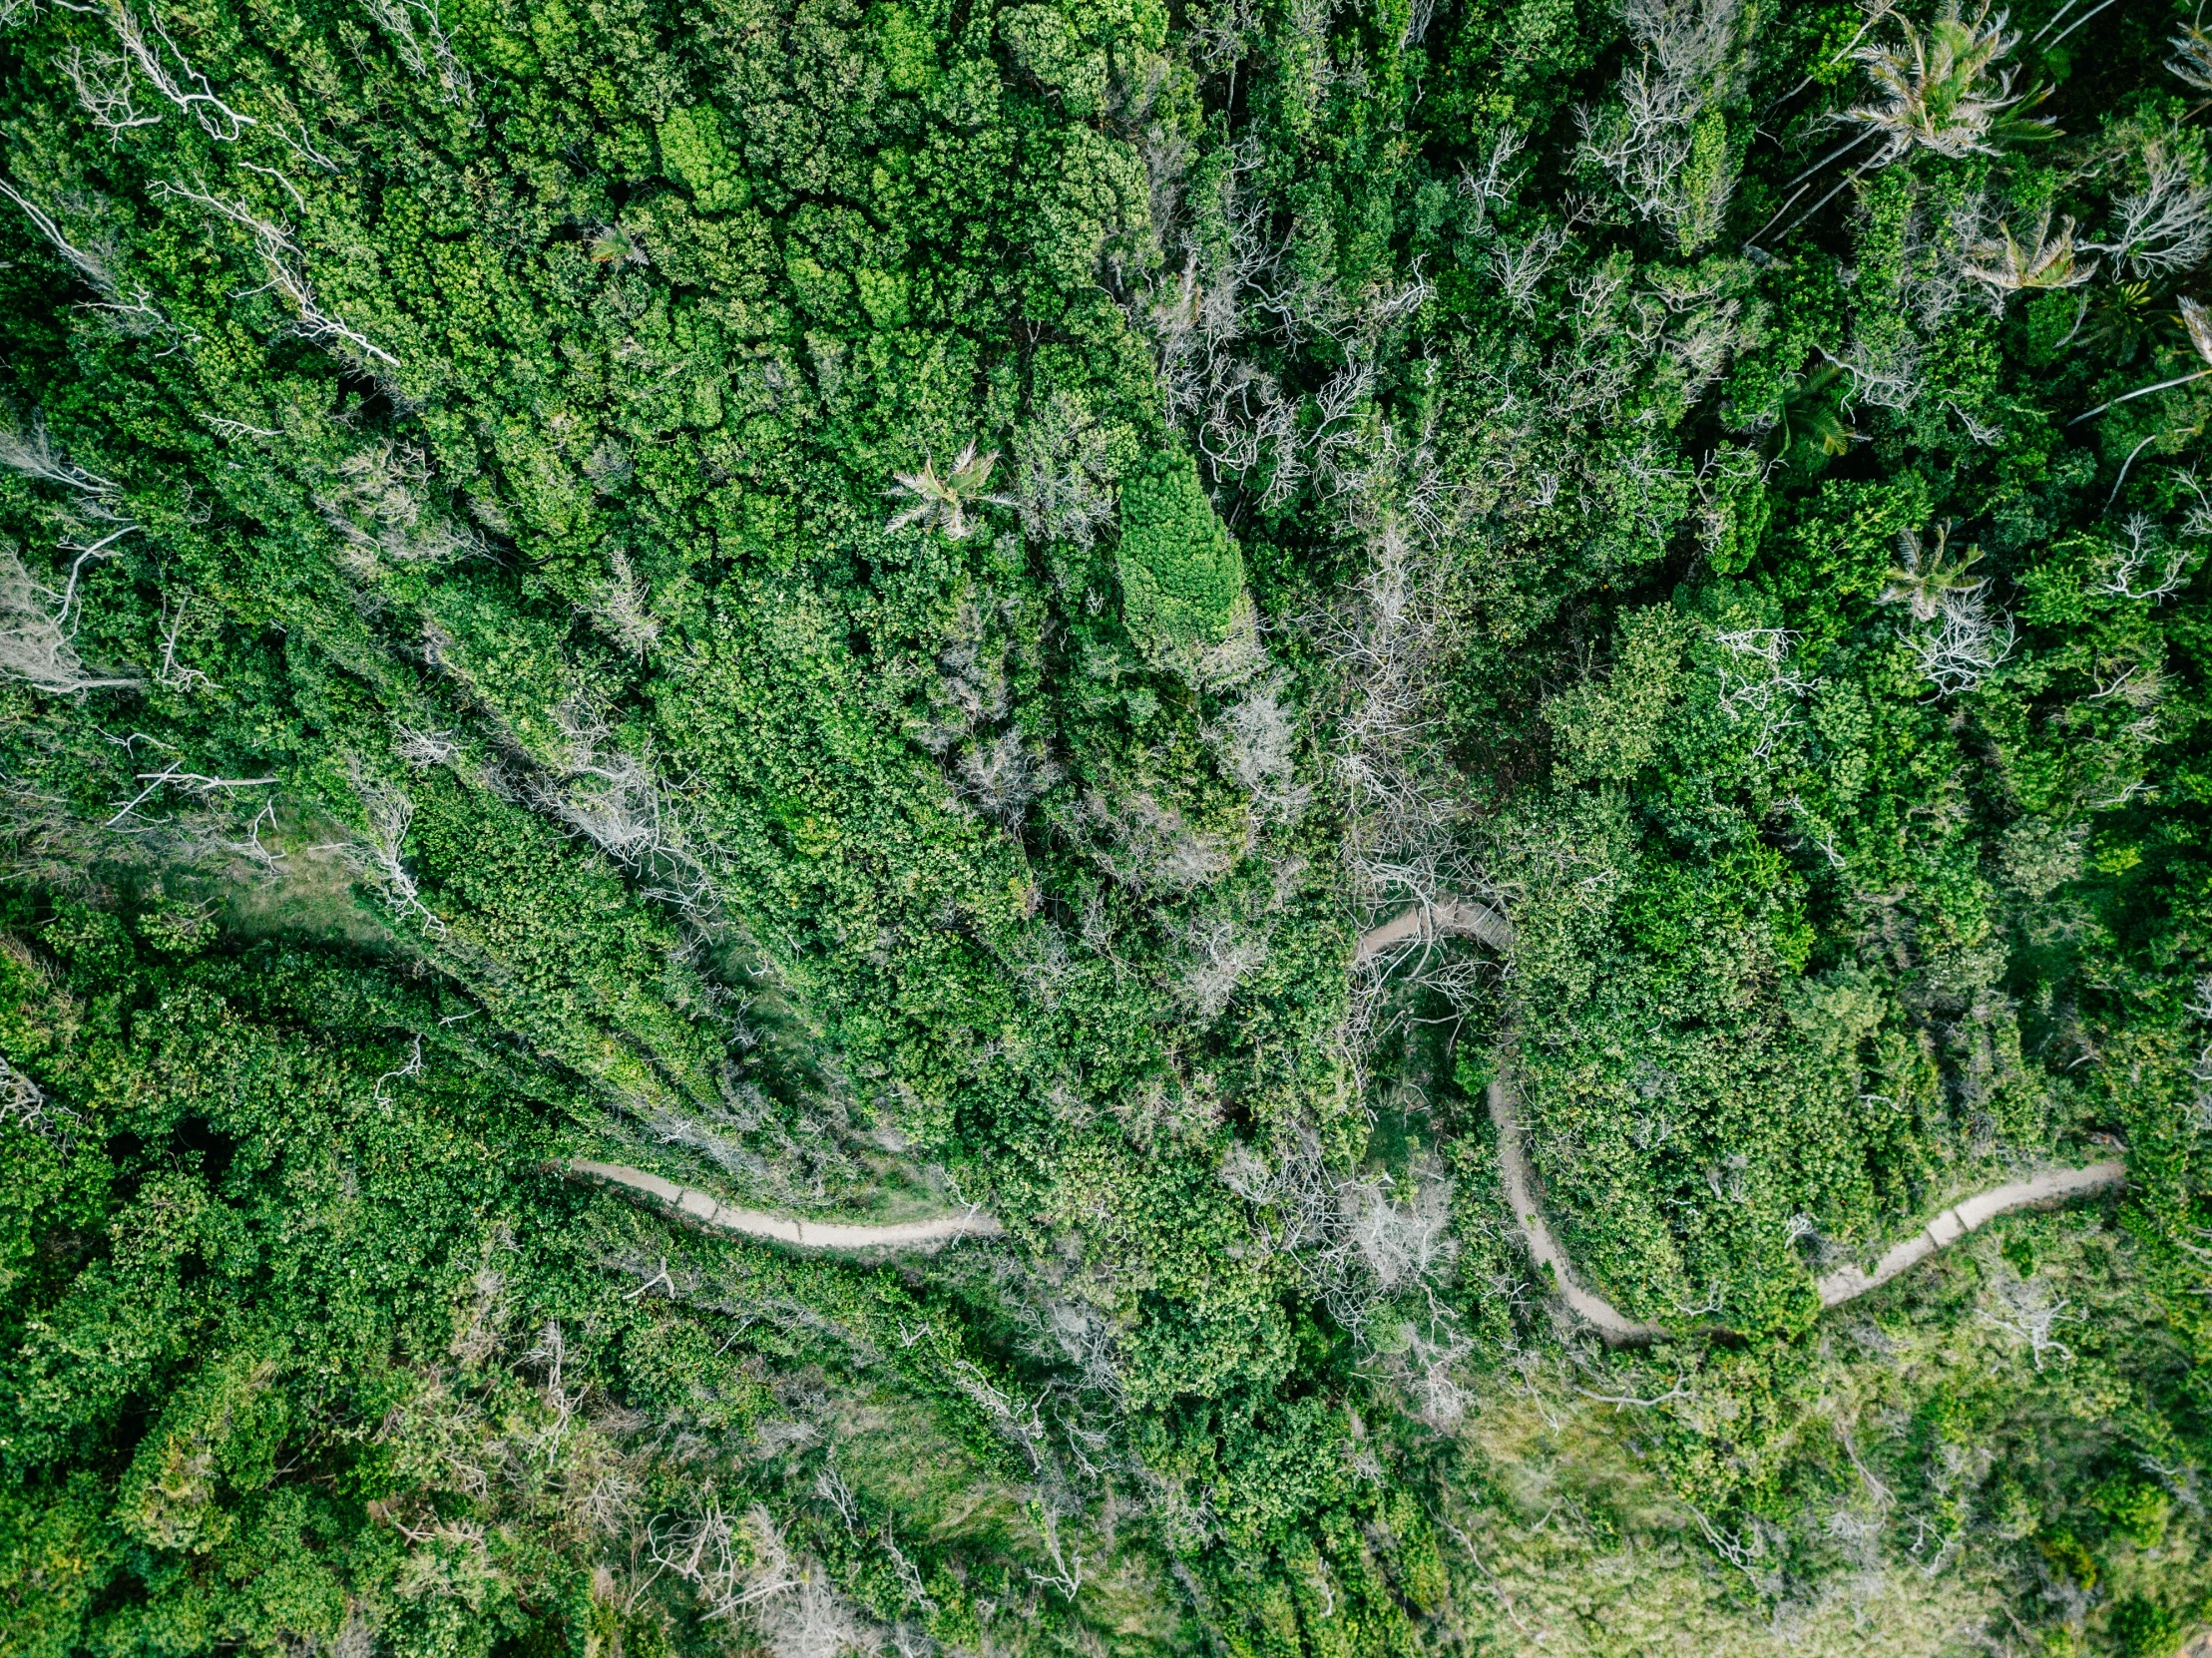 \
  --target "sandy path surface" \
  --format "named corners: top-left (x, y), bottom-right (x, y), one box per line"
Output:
top-left (564, 1159), bottom-right (1003, 1249)
top-left (1355, 894), bottom-right (1516, 961)
top-left (1487, 1077), bottom-right (1667, 1342)
top-left (1812, 1161), bottom-right (2127, 1306)
top-left (1491, 1071), bottom-right (2126, 1342)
